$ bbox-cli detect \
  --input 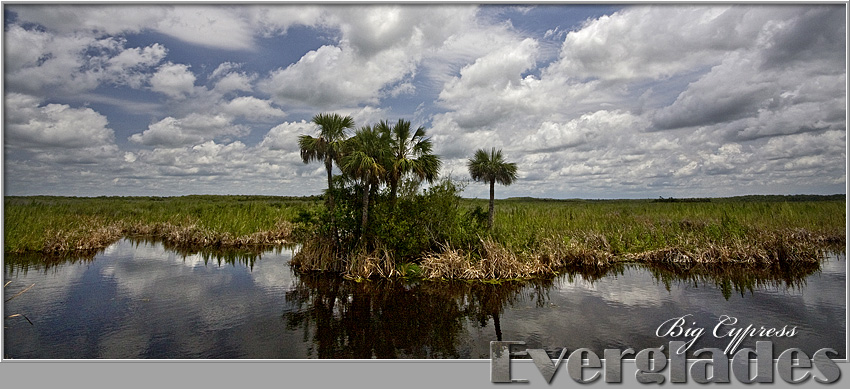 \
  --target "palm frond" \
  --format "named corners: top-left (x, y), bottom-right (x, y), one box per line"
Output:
top-left (467, 147), bottom-right (517, 185)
